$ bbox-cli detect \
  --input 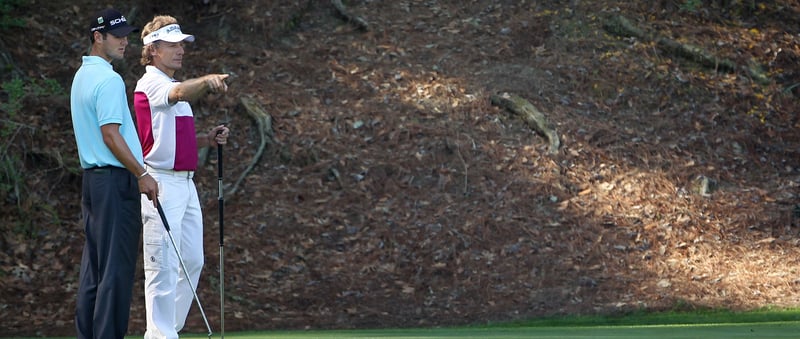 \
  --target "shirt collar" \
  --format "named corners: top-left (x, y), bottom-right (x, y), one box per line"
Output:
top-left (82, 55), bottom-right (113, 68)
top-left (145, 65), bottom-right (176, 81)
